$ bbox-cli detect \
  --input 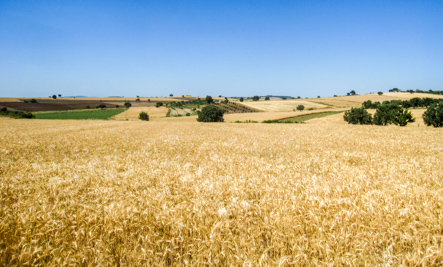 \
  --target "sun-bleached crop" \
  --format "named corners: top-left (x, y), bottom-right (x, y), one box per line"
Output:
top-left (1, 117), bottom-right (442, 266)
